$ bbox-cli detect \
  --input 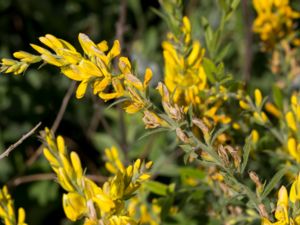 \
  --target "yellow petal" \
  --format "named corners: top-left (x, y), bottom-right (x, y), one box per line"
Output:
top-left (125, 74), bottom-right (143, 91)
top-left (43, 148), bottom-right (59, 167)
top-left (70, 152), bottom-right (83, 180)
top-left (107, 40), bottom-right (121, 60)
top-left (290, 174), bottom-right (300, 203)
top-left (239, 100), bottom-right (250, 110)
top-left (265, 102), bottom-right (281, 118)
top-left (30, 44), bottom-right (52, 55)
top-left (93, 77), bottom-right (110, 94)
top-left (41, 54), bottom-right (65, 67)
top-left (61, 65), bottom-right (85, 81)
top-left (254, 89), bottom-right (262, 107)
top-left (286, 111), bottom-right (297, 131)
top-left (17, 208), bottom-right (26, 225)
top-left (76, 80), bottom-right (88, 99)
top-left (97, 40), bottom-right (109, 52)
top-left (119, 56), bottom-right (132, 74)
top-left (143, 68), bottom-right (153, 88)
top-left (288, 138), bottom-right (297, 160)
top-left (56, 136), bottom-right (66, 155)
top-left (78, 33), bottom-right (97, 56)
top-left (63, 192), bottom-right (86, 221)
top-left (79, 59), bottom-right (102, 77)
